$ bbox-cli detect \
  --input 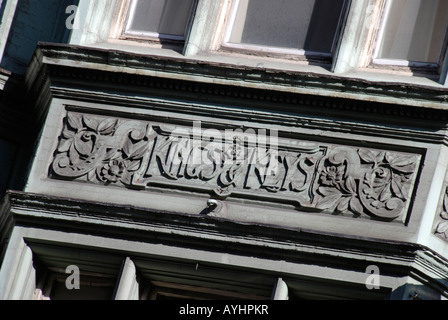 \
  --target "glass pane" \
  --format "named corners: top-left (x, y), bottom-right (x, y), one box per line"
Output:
top-left (50, 281), bottom-right (116, 300)
top-left (376, 0), bottom-right (448, 63)
top-left (127, 0), bottom-right (194, 37)
top-left (228, 0), bottom-right (345, 53)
